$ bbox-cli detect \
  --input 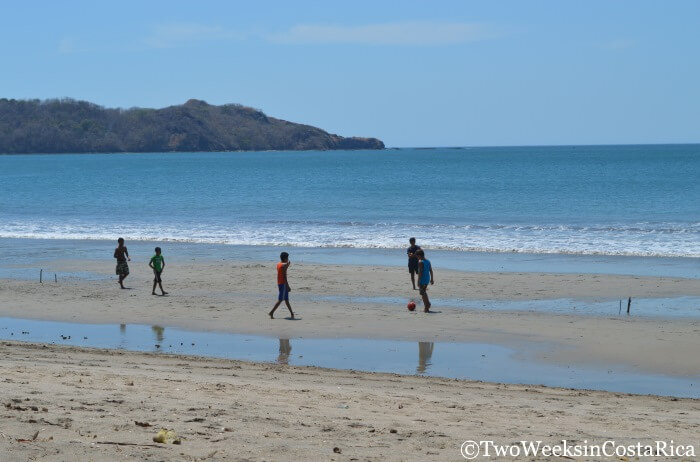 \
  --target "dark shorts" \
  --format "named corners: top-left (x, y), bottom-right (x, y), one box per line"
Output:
top-left (278, 284), bottom-right (289, 301)
top-left (116, 261), bottom-right (129, 276)
top-left (153, 270), bottom-right (162, 283)
top-left (419, 284), bottom-right (428, 295)
top-left (408, 260), bottom-right (419, 273)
